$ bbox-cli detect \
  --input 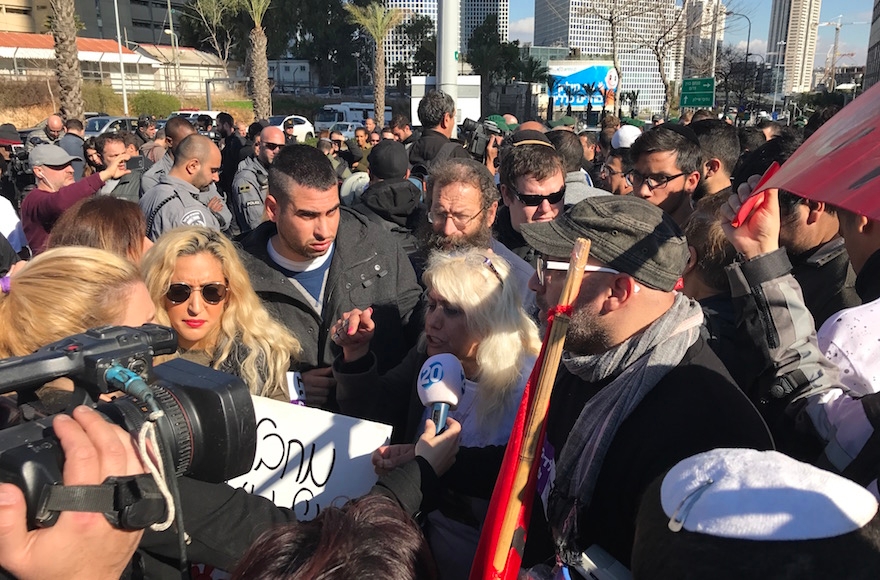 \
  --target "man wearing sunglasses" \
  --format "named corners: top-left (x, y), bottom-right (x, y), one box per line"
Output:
top-left (232, 126), bottom-right (286, 234)
top-left (628, 124), bottom-right (702, 228)
top-left (495, 133), bottom-right (566, 267)
top-left (517, 195), bottom-right (773, 571)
